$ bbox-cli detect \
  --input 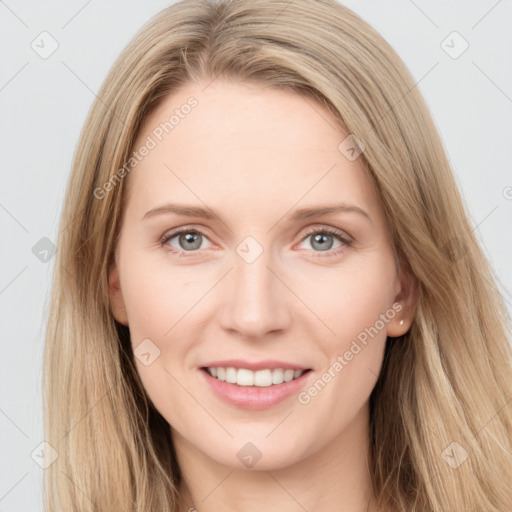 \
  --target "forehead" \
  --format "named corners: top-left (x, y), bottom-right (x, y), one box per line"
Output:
top-left (123, 79), bottom-right (381, 225)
